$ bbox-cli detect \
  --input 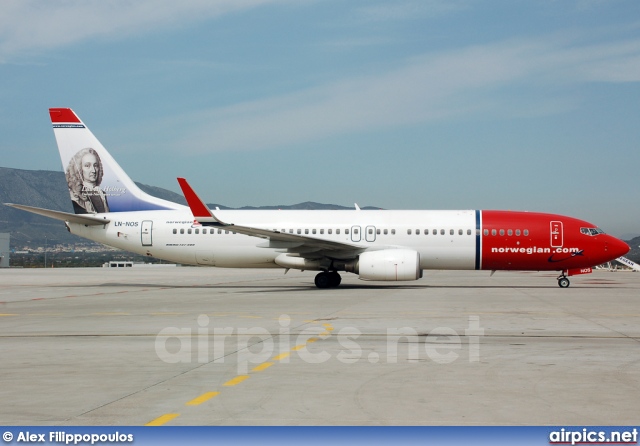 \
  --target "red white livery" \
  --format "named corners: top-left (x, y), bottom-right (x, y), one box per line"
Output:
top-left (6, 108), bottom-right (630, 288)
